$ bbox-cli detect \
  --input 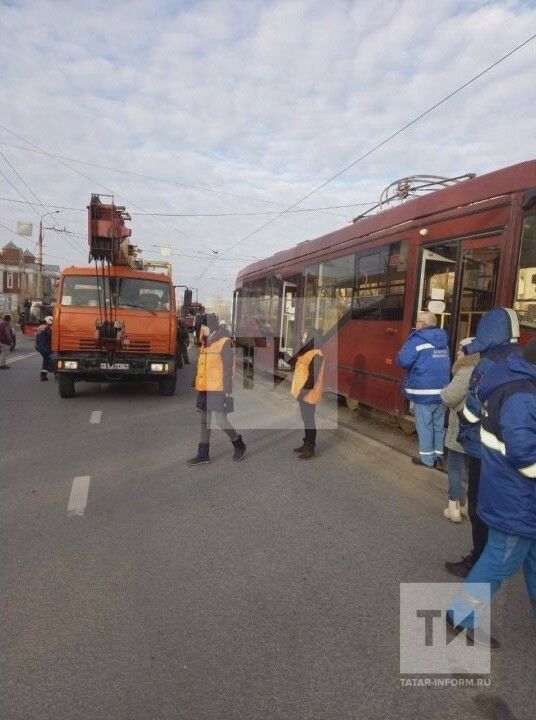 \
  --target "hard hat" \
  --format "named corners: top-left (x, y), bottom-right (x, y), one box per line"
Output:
top-left (44, 316), bottom-right (53, 325)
